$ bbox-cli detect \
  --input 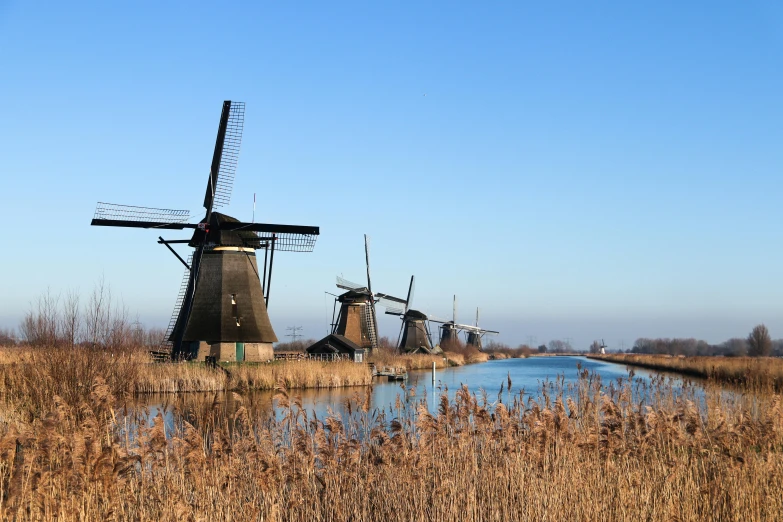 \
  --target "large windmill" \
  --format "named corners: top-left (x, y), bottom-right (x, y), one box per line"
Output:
top-left (90, 101), bottom-right (319, 361)
top-left (385, 277), bottom-right (444, 354)
top-left (330, 235), bottom-right (406, 351)
top-left (463, 308), bottom-right (499, 350)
